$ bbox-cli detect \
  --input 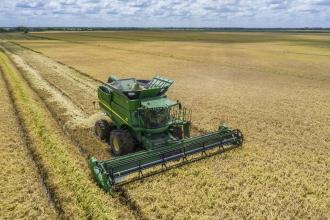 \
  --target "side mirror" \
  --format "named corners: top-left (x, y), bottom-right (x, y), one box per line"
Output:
top-left (177, 100), bottom-right (182, 109)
